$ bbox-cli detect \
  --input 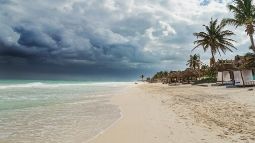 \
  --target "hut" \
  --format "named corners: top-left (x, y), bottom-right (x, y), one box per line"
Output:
top-left (168, 71), bottom-right (183, 84)
top-left (182, 68), bottom-right (199, 84)
top-left (167, 69), bottom-right (198, 84)
top-left (232, 70), bottom-right (254, 86)
top-left (161, 77), bottom-right (168, 84)
top-left (216, 57), bottom-right (255, 87)
top-left (233, 55), bottom-right (255, 86)
top-left (215, 59), bottom-right (235, 85)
